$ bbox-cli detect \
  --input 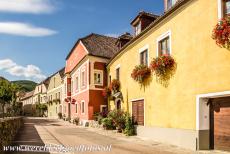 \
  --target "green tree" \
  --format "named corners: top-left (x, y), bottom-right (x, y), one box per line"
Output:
top-left (0, 79), bottom-right (12, 118)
